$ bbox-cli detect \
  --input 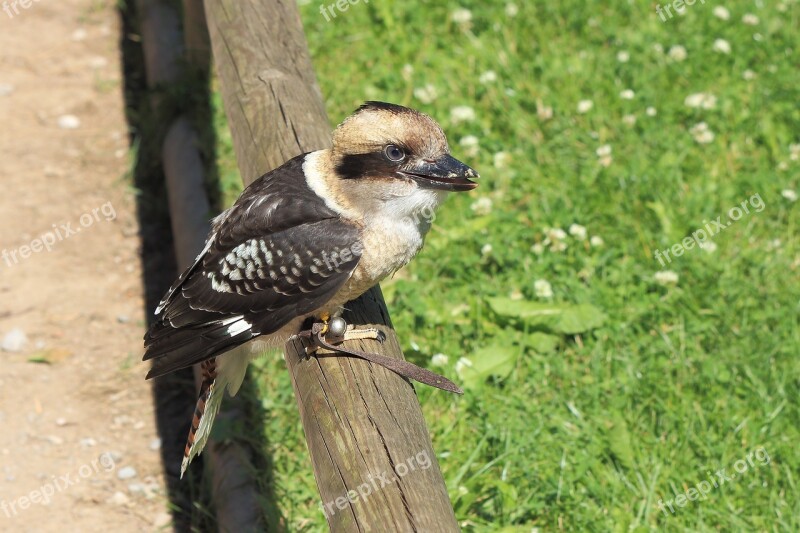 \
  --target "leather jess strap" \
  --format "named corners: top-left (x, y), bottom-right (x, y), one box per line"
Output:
top-left (297, 323), bottom-right (463, 395)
